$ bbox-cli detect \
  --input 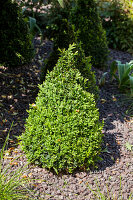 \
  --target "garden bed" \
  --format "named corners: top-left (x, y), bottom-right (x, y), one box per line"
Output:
top-left (0, 37), bottom-right (133, 199)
